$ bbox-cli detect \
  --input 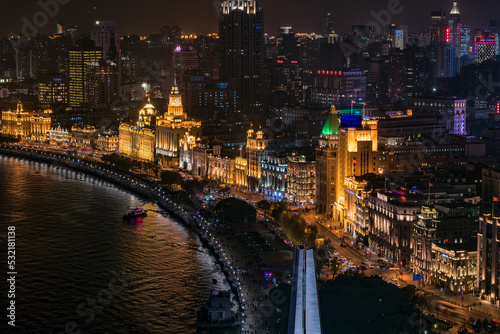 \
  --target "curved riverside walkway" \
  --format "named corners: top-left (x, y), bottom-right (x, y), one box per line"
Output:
top-left (0, 145), bottom-right (273, 333)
